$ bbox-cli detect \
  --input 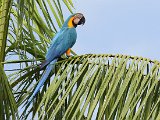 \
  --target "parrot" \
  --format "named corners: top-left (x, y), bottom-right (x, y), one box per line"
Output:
top-left (28, 13), bottom-right (85, 103)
